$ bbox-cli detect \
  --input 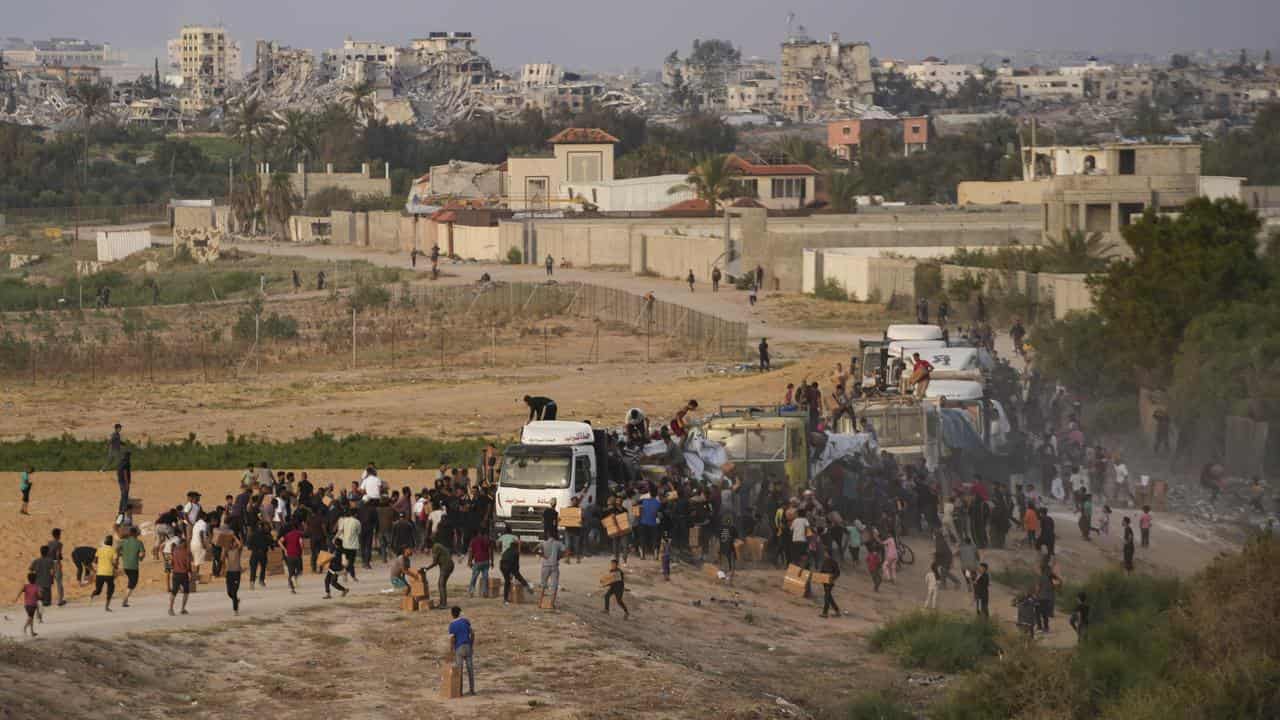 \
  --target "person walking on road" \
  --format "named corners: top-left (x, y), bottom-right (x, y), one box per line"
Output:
top-left (223, 534), bottom-right (244, 614)
top-left (448, 606), bottom-right (476, 696)
top-left (168, 537), bottom-right (193, 616)
top-left (819, 551), bottom-right (841, 618)
top-left (538, 530), bottom-right (568, 608)
top-left (118, 526), bottom-right (145, 608)
top-left (686, 269), bottom-right (695, 292)
top-left (545, 254), bottom-right (554, 277)
top-left (48, 528), bottom-right (66, 606)
top-left (602, 558), bottom-right (629, 618)
top-left (324, 539), bottom-right (350, 599)
top-left (974, 562), bottom-right (990, 617)
top-left (758, 338), bottom-right (770, 372)
top-left (711, 267), bottom-right (721, 292)
top-left (18, 465), bottom-right (33, 515)
top-left (335, 509), bottom-right (361, 582)
top-left (16, 572), bottom-right (41, 636)
top-left (924, 563), bottom-right (940, 609)
top-left (497, 525), bottom-right (532, 605)
top-left (90, 535), bottom-right (118, 612)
